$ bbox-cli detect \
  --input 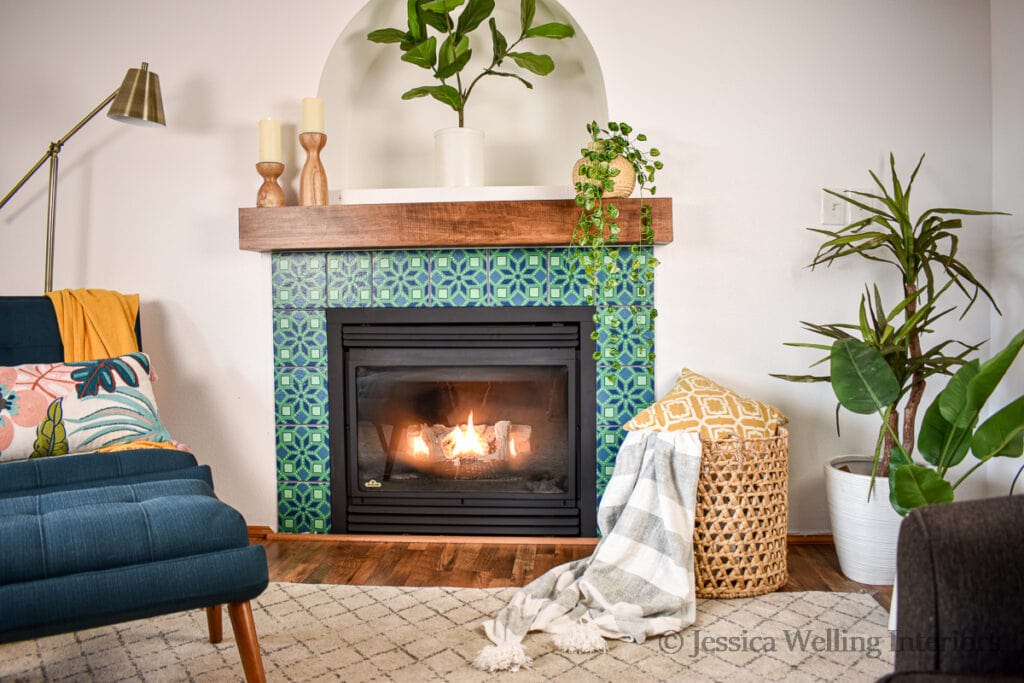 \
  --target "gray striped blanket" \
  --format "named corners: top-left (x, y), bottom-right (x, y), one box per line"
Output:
top-left (473, 430), bottom-right (703, 672)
